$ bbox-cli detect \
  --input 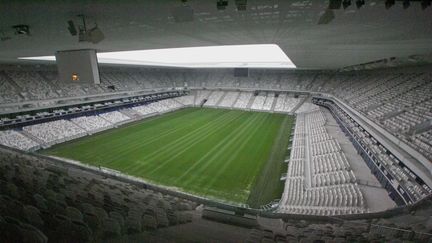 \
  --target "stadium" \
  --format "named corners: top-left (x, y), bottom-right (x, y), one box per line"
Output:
top-left (0, 0), bottom-right (432, 242)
